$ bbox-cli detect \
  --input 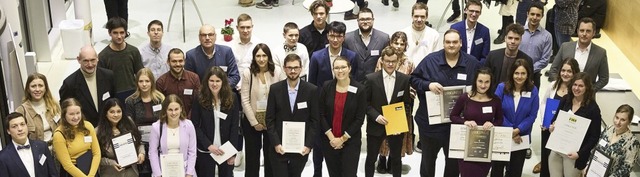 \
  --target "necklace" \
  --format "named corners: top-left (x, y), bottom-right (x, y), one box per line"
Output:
top-left (413, 29), bottom-right (425, 46)
top-left (169, 127), bottom-right (178, 136)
